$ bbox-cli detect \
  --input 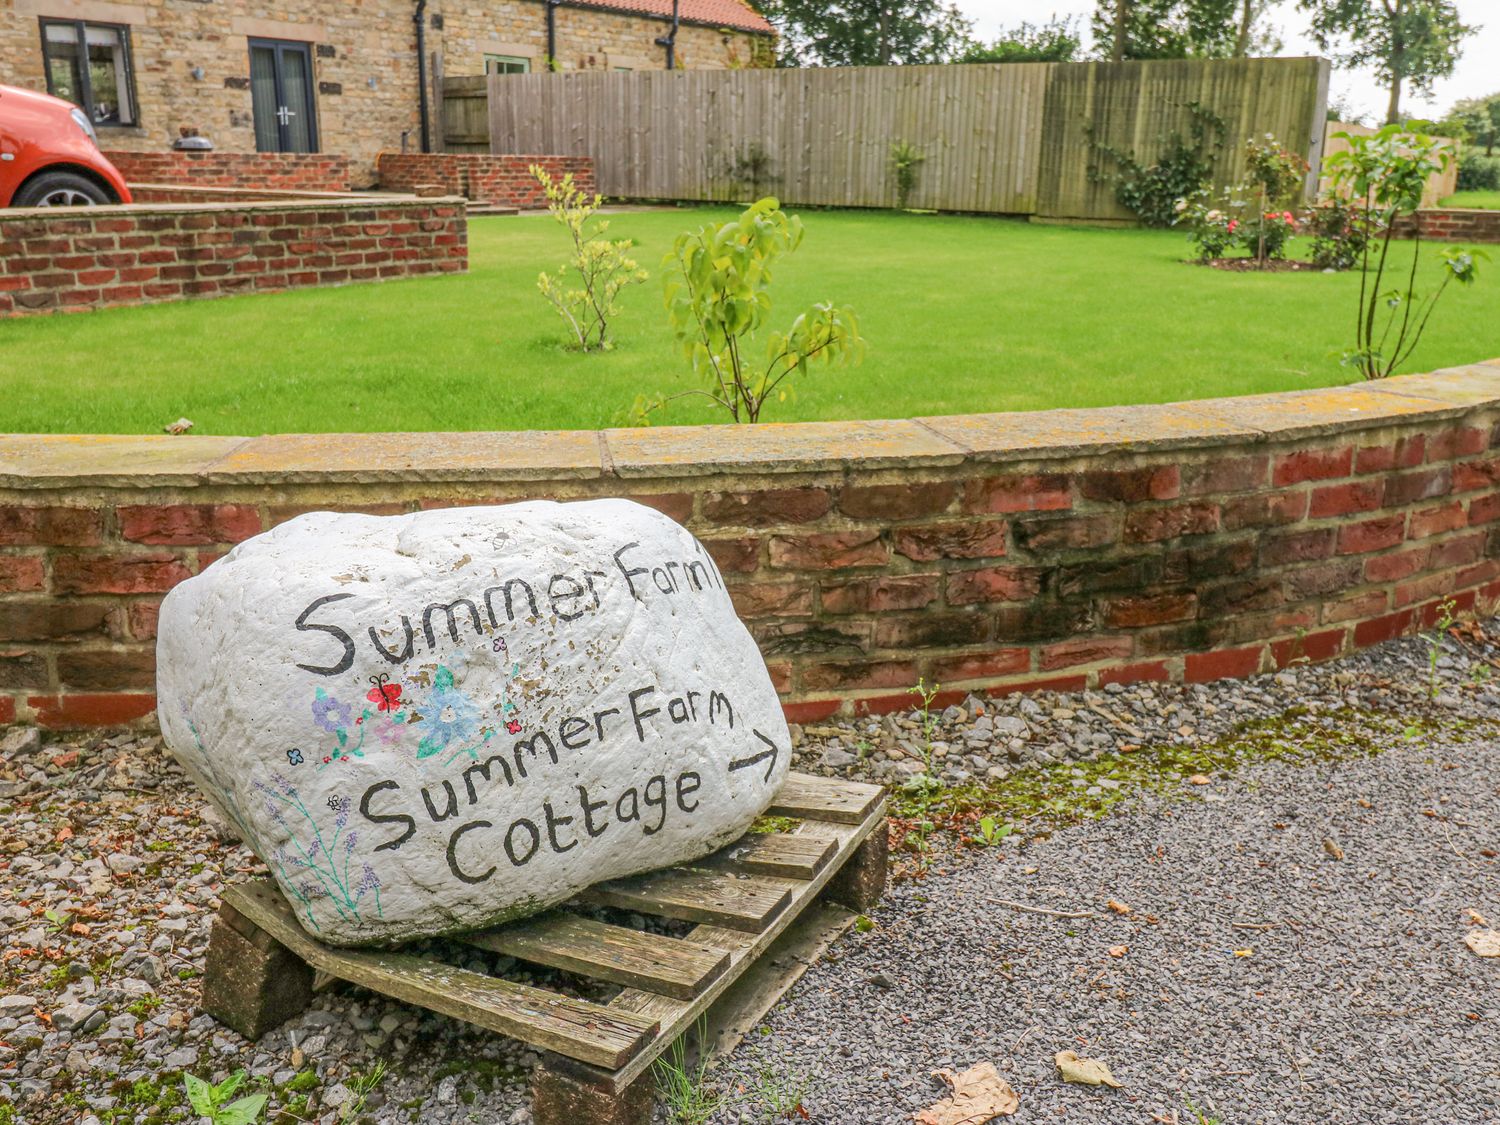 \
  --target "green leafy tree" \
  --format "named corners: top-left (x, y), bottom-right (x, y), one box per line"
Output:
top-left (1441, 92), bottom-right (1500, 155)
top-left (1299, 0), bottom-right (1475, 125)
top-left (959, 17), bottom-right (1081, 63)
top-left (1092, 0), bottom-right (1243, 61)
top-left (759, 0), bottom-right (972, 67)
top-left (1324, 123), bottom-right (1481, 379)
top-left (652, 199), bottom-right (863, 423)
